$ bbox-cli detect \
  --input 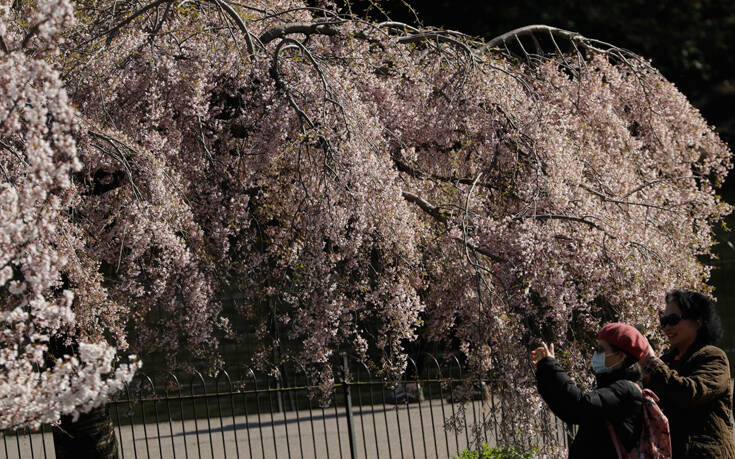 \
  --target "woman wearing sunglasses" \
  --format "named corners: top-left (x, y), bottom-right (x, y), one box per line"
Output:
top-left (640, 290), bottom-right (735, 458)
